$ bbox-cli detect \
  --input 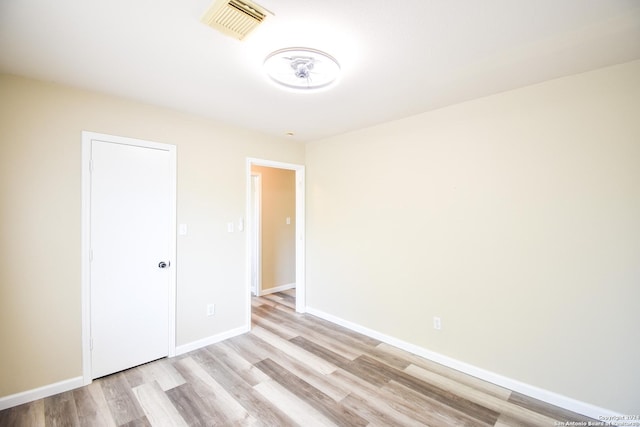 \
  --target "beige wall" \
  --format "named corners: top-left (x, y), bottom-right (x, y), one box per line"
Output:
top-left (0, 74), bottom-right (304, 398)
top-left (251, 166), bottom-right (296, 291)
top-left (305, 60), bottom-right (640, 414)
